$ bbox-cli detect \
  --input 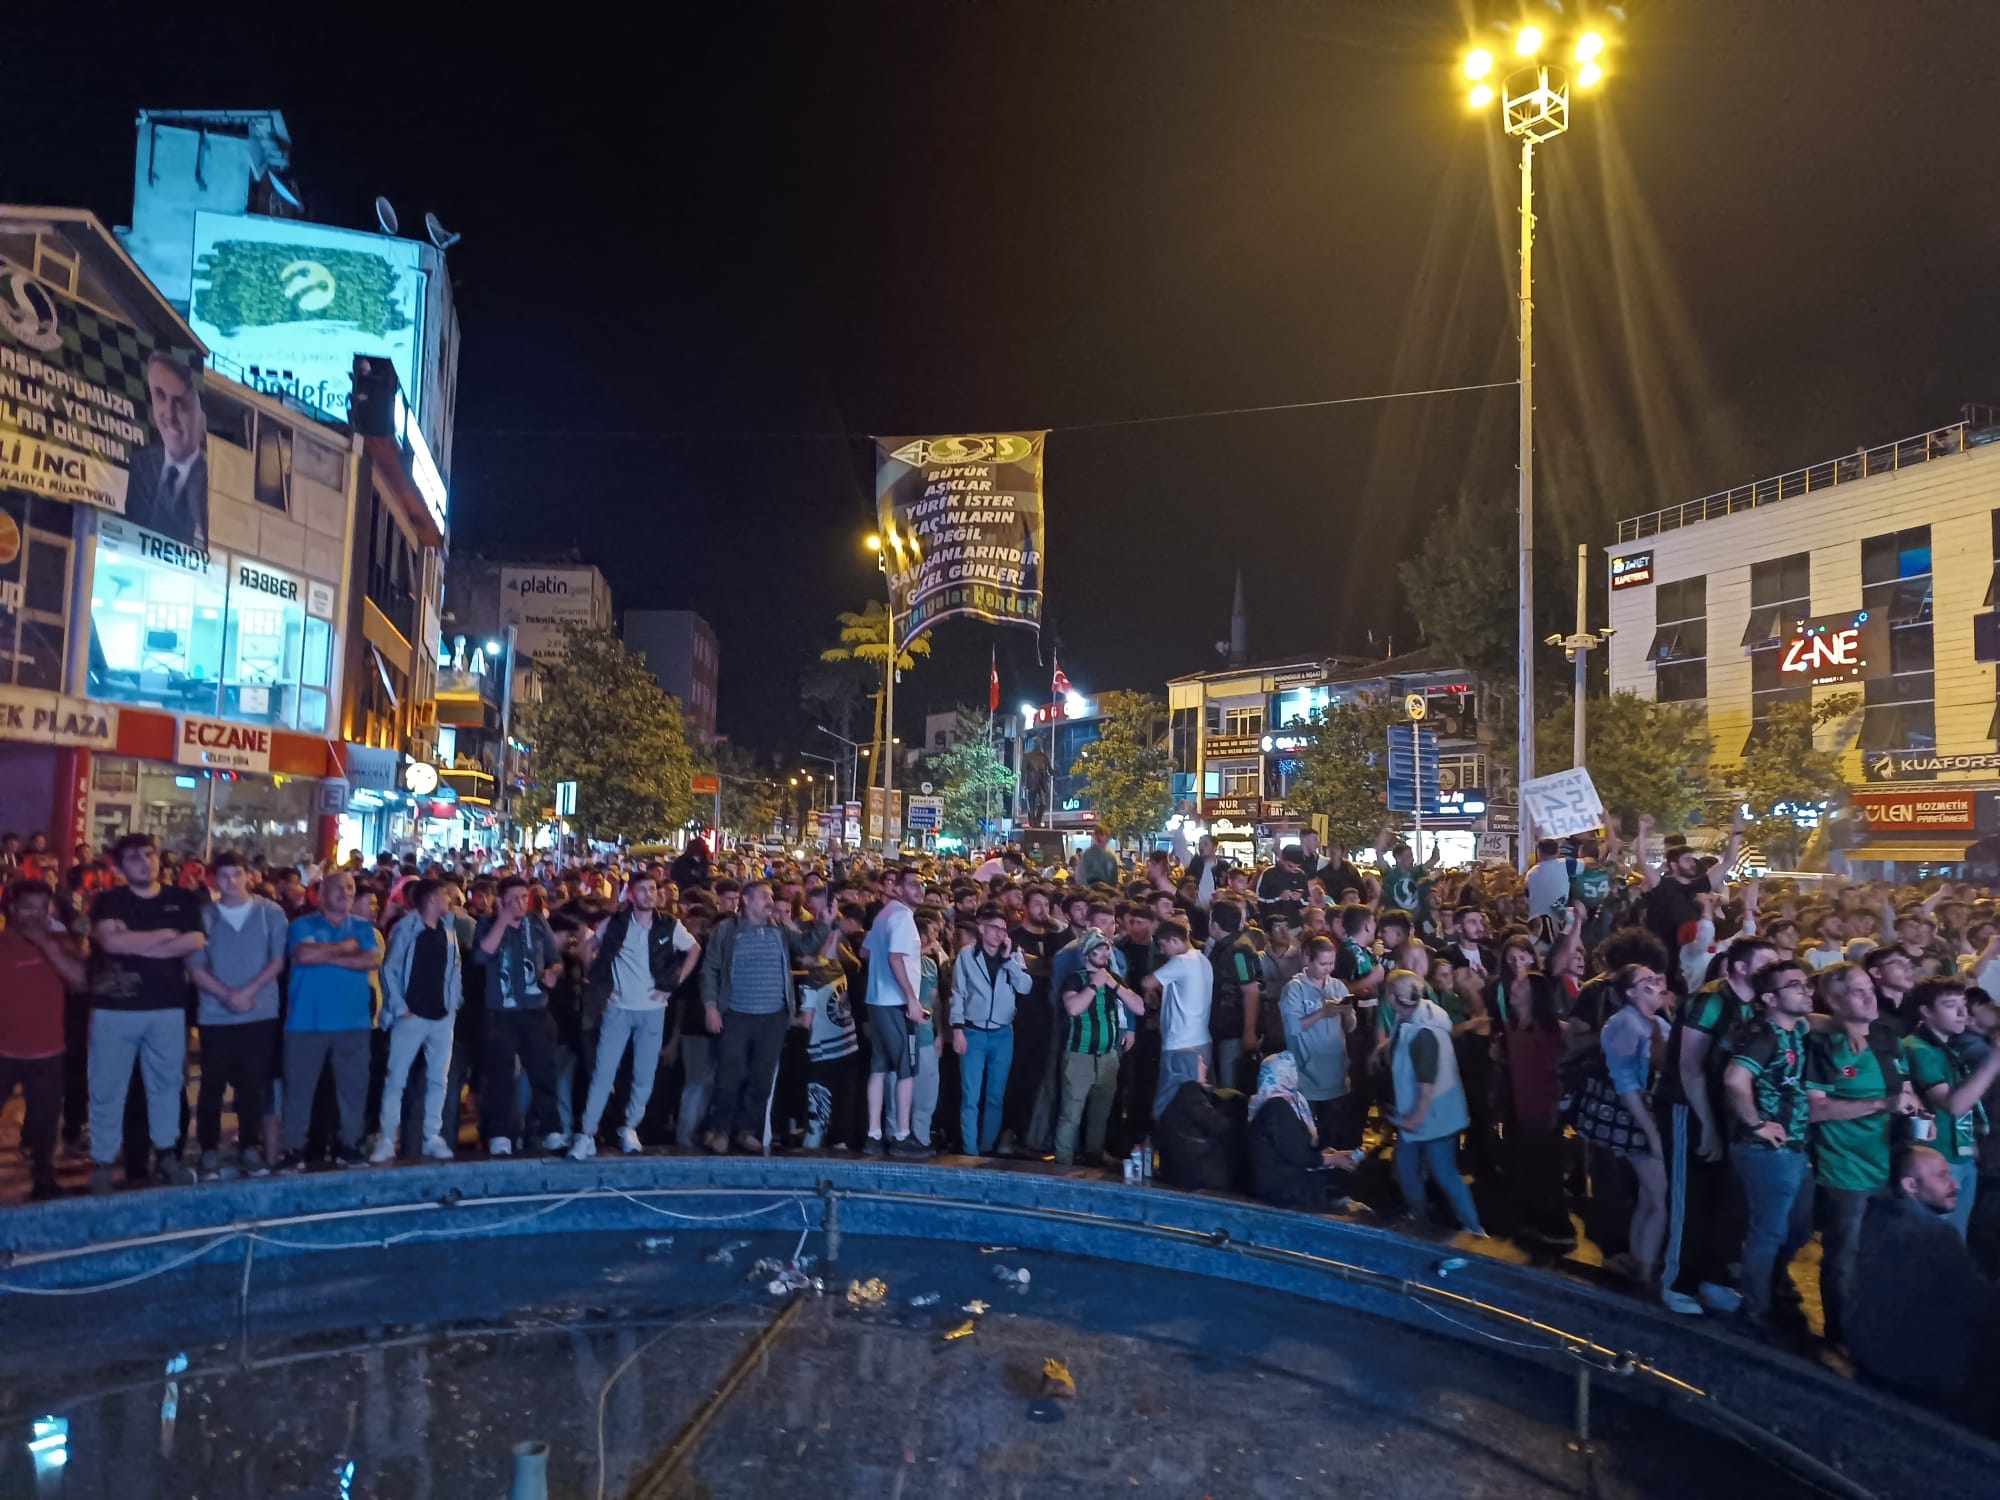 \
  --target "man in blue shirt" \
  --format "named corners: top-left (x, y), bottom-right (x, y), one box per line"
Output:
top-left (280, 872), bottom-right (381, 1169)
top-left (474, 876), bottom-right (564, 1155)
